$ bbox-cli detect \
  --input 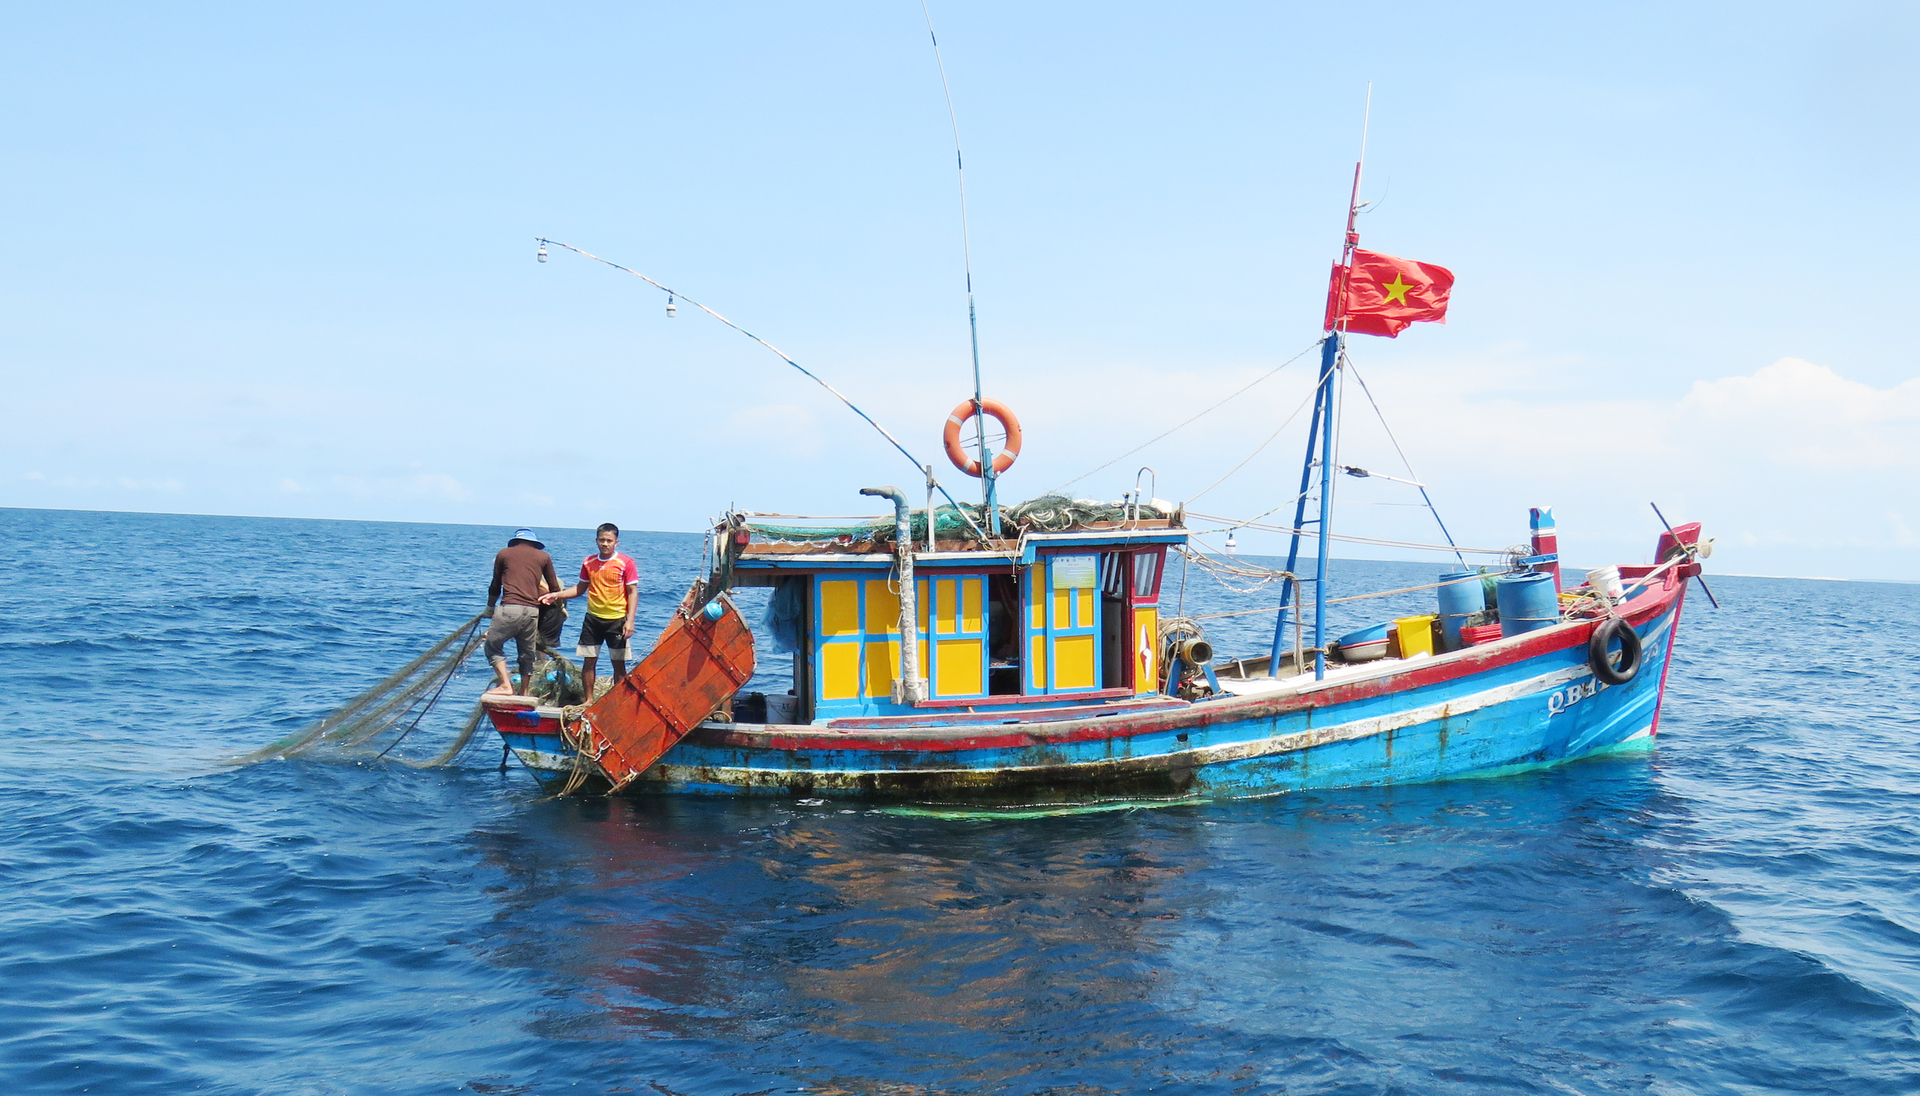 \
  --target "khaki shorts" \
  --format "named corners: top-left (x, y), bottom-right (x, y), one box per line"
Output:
top-left (485, 604), bottom-right (540, 667)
